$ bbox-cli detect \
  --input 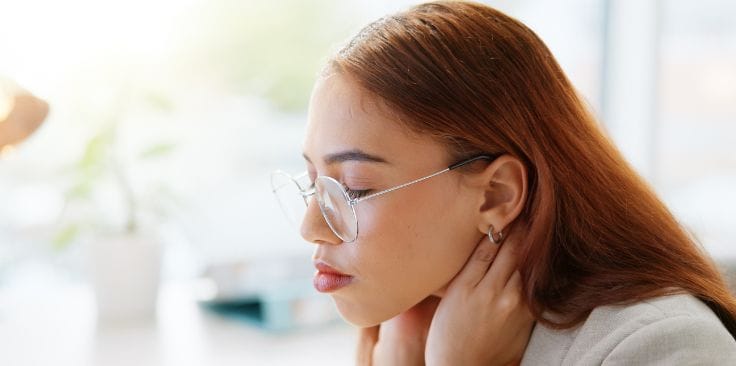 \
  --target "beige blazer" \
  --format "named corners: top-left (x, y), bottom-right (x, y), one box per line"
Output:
top-left (520, 293), bottom-right (736, 365)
